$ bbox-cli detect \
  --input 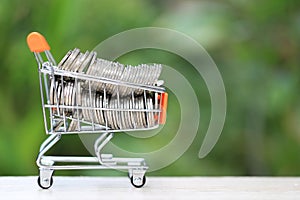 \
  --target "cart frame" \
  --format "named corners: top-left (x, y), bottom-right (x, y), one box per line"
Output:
top-left (27, 32), bottom-right (168, 189)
